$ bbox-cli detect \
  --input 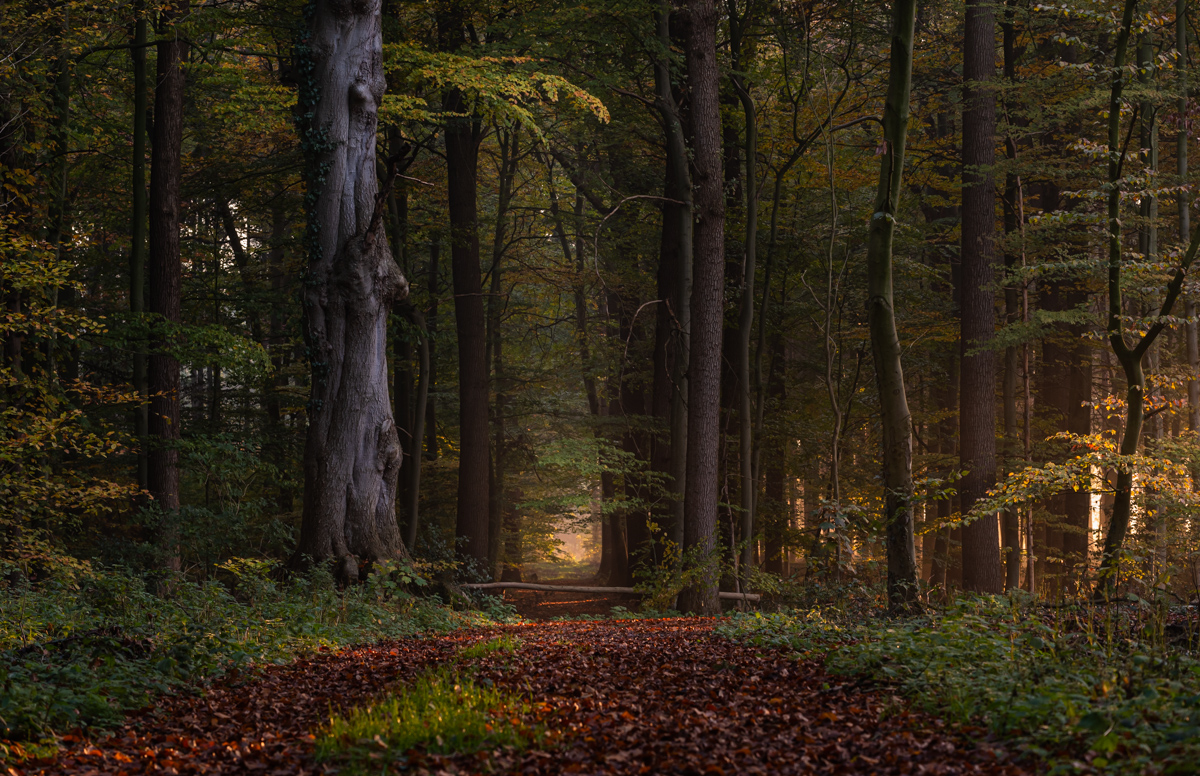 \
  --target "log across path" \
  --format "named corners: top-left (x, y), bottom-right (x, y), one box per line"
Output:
top-left (464, 581), bottom-right (762, 602)
top-left (26, 619), bottom-right (1029, 776)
